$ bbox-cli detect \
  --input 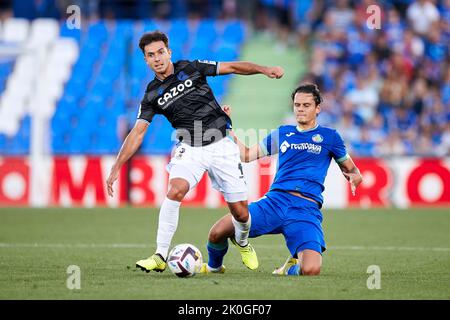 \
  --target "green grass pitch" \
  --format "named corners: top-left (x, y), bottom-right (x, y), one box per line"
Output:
top-left (0, 207), bottom-right (449, 300)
